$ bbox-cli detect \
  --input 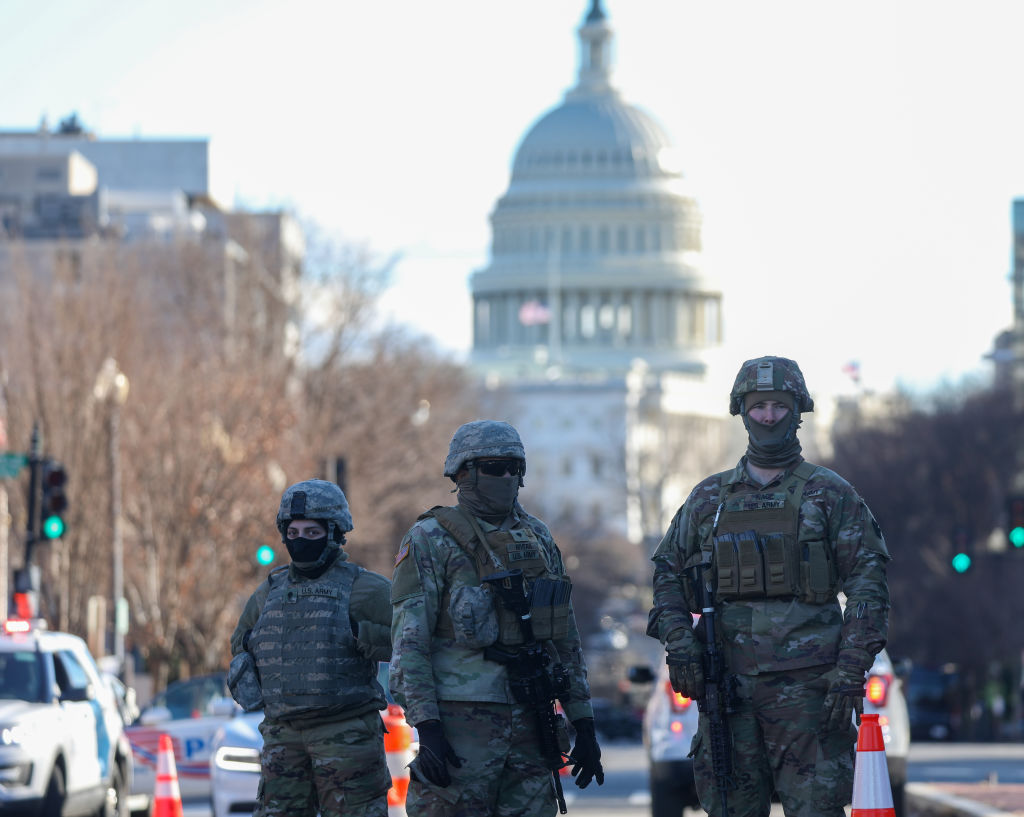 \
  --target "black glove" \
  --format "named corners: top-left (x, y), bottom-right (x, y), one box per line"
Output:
top-left (568, 717), bottom-right (604, 789)
top-left (410, 719), bottom-right (462, 787)
top-left (663, 626), bottom-right (705, 701)
top-left (666, 651), bottom-right (705, 701)
top-left (821, 664), bottom-right (866, 734)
